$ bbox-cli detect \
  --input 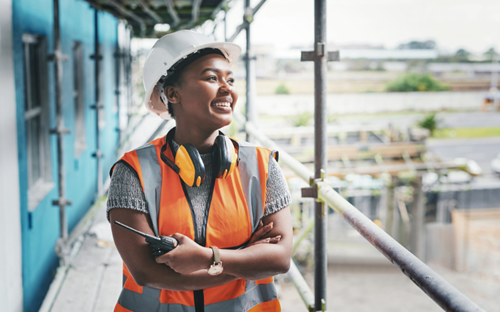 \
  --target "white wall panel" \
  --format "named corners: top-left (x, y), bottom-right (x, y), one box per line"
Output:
top-left (0, 0), bottom-right (24, 311)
